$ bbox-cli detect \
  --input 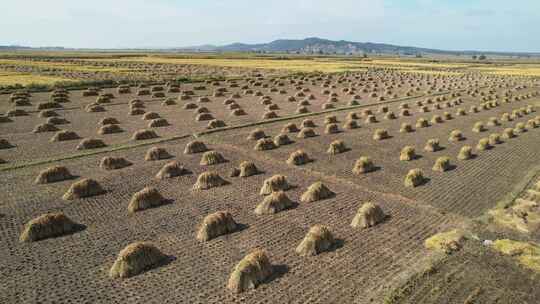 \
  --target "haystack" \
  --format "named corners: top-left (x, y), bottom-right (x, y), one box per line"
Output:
top-left (476, 138), bottom-right (491, 151)
top-left (424, 139), bottom-right (441, 152)
top-left (325, 123), bottom-right (340, 134)
top-left (298, 128), bottom-right (317, 138)
top-left (324, 115), bottom-right (338, 124)
top-left (248, 129), bottom-right (266, 140)
top-left (130, 99), bottom-right (144, 107)
top-left (193, 171), bottom-right (227, 190)
top-left (489, 133), bottom-right (502, 145)
top-left (321, 103), bottom-right (334, 110)
top-left (100, 156), bottom-right (132, 170)
top-left (98, 123), bottom-right (123, 135)
top-left (448, 129), bottom-right (463, 142)
top-left (184, 140), bottom-right (208, 154)
top-left (183, 102), bottom-right (197, 109)
top-left (400, 146), bottom-right (416, 161)
top-left (262, 111), bottom-right (278, 119)
top-left (404, 169), bottom-right (425, 187)
top-left (35, 166), bottom-right (73, 184)
top-left (142, 112), bottom-right (160, 120)
top-left (19, 212), bottom-right (79, 242)
top-left (282, 123), bottom-right (300, 133)
top-left (227, 250), bottom-right (273, 293)
top-left (400, 123), bottom-right (414, 133)
top-left (300, 182), bottom-right (334, 203)
top-left (274, 134), bottom-right (292, 146)
top-left (487, 117), bottom-right (500, 127)
top-left (433, 156), bottom-right (452, 172)
top-left (76, 138), bottom-right (106, 150)
top-left (295, 225), bottom-right (335, 256)
top-left (132, 129), bottom-right (158, 141)
top-left (231, 109), bottom-right (247, 116)
top-left (385, 112), bottom-right (397, 120)
top-left (195, 106), bottom-right (210, 114)
top-left (33, 123), bottom-right (59, 133)
top-left (287, 150), bottom-right (311, 166)
top-left (301, 119), bottom-right (316, 128)
top-left (353, 157), bottom-right (374, 174)
top-left (472, 122), bottom-right (486, 133)
top-left (38, 110), bottom-right (59, 118)
top-left (196, 113), bottom-right (214, 121)
top-left (401, 109), bottom-right (411, 117)
top-left (254, 138), bottom-right (277, 151)
top-left (207, 119), bottom-right (226, 129)
top-left (161, 98), bottom-right (176, 106)
top-left (148, 118), bottom-right (169, 128)
top-left (129, 108), bottom-right (145, 116)
top-left (418, 106), bottom-right (429, 113)
top-left (86, 104), bottom-right (105, 113)
top-left (431, 115), bottom-right (443, 124)
top-left (200, 151), bottom-right (226, 165)
top-left (515, 122), bottom-right (527, 133)
top-left (458, 146), bottom-right (473, 160)
top-left (145, 147), bottom-right (172, 161)
top-left (238, 161), bottom-right (259, 177)
top-left (63, 178), bottom-right (105, 200)
top-left (128, 187), bottom-right (166, 213)
top-left (50, 130), bottom-right (79, 142)
top-left (260, 175), bottom-right (290, 195)
top-left (373, 129), bottom-right (389, 140)
top-left (365, 115), bottom-right (377, 124)
top-left (197, 211), bottom-right (238, 241)
top-left (255, 191), bottom-right (293, 215)
top-left (351, 202), bottom-right (386, 228)
top-left (526, 119), bottom-right (538, 129)
top-left (327, 140), bottom-right (348, 154)
top-left (266, 104), bottom-right (279, 111)
top-left (109, 242), bottom-right (168, 279)
top-left (156, 161), bottom-right (188, 179)
top-left (416, 118), bottom-right (429, 128)
top-left (343, 120), bottom-right (359, 130)
top-left (502, 128), bottom-right (516, 139)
